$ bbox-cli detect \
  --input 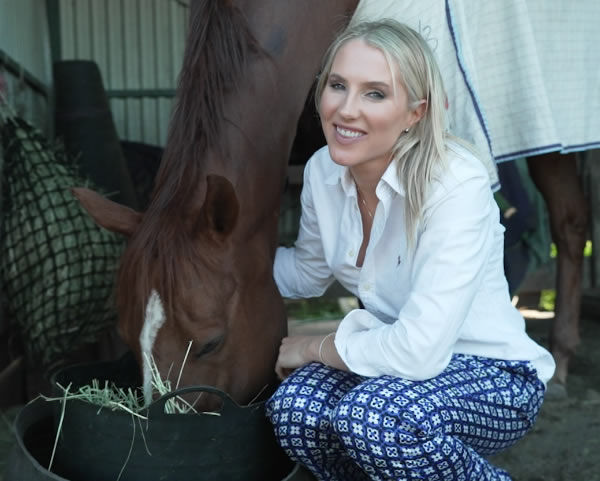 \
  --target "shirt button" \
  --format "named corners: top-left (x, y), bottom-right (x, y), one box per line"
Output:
top-left (363, 283), bottom-right (372, 291)
top-left (348, 249), bottom-right (355, 257)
